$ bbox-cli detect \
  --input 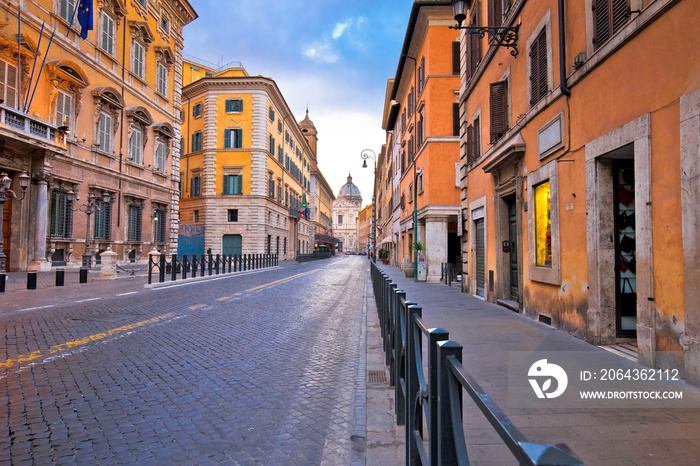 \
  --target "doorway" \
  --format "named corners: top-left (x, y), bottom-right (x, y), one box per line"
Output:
top-left (506, 196), bottom-right (519, 302)
top-left (475, 218), bottom-right (485, 297)
top-left (223, 234), bottom-right (242, 256)
top-left (614, 160), bottom-right (637, 337)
